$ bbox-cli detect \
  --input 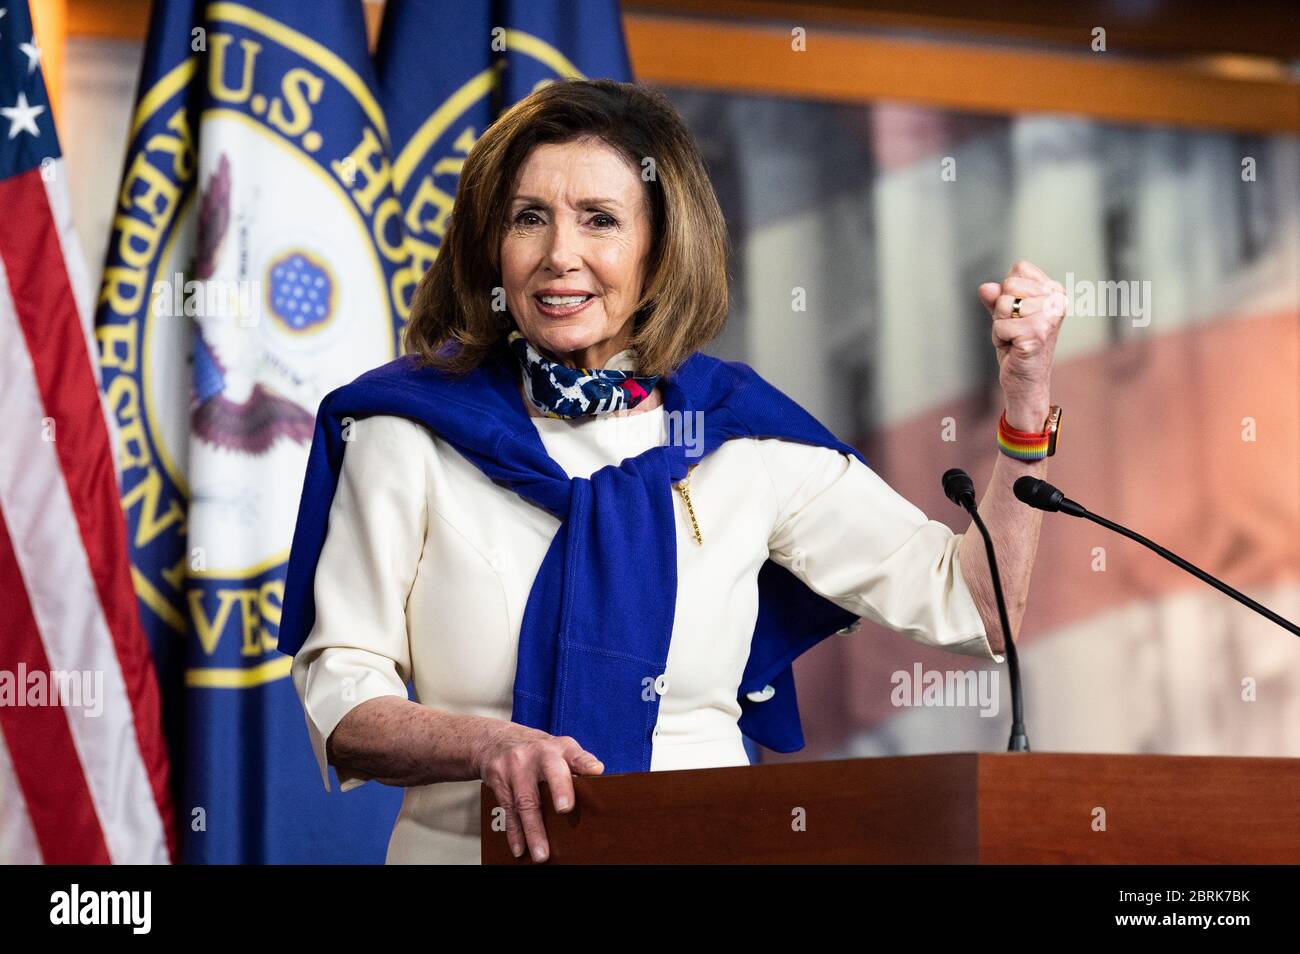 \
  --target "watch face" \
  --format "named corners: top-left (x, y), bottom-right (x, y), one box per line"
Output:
top-left (1047, 407), bottom-right (1062, 455)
